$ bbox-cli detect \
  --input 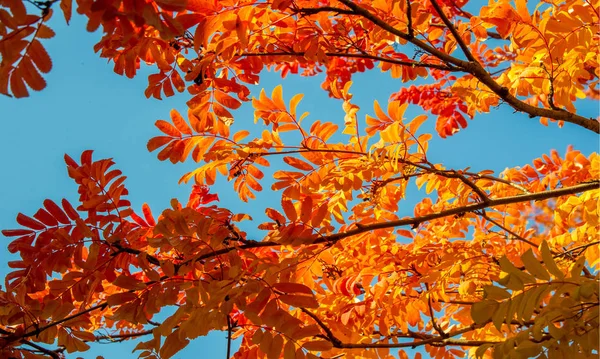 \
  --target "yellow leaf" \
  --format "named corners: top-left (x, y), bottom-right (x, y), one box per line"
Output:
top-left (471, 299), bottom-right (498, 324)
top-left (272, 85), bottom-right (286, 109)
top-left (521, 249), bottom-right (550, 281)
top-left (484, 285), bottom-right (511, 300)
top-left (289, 93), bottom-right (303, 118)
